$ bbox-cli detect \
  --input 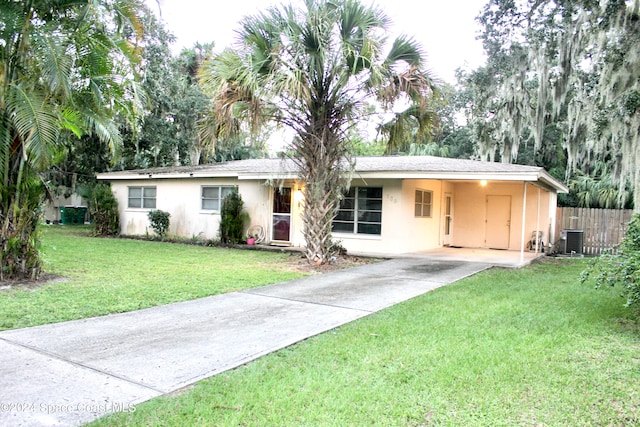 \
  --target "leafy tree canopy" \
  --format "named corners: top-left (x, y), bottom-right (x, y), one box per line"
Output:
top-left (463, 0), bottom-right (639, 210)
top-left (0, 0), bottom-right (146, 279)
